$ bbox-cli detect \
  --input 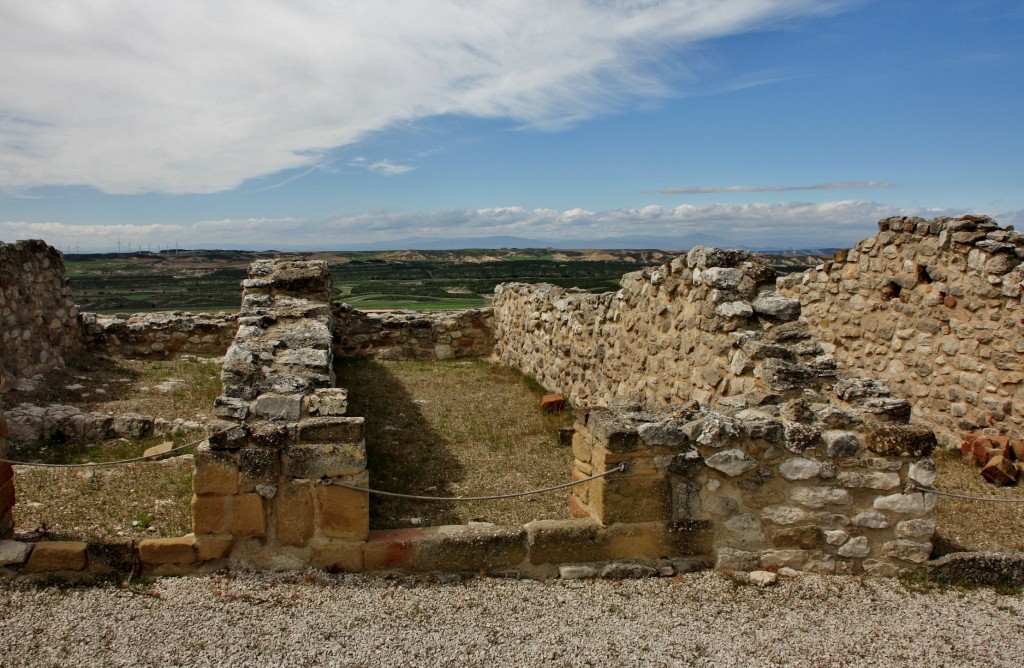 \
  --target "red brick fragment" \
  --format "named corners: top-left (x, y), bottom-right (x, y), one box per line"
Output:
top-left (541, 394), bottom-right (566, 413)
top-left (943, 294), bottom-right (957, 308)
top-left (981, 455), bottom-right (1018, 486)
top-left (961, 433), bottom-right (979, 459)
